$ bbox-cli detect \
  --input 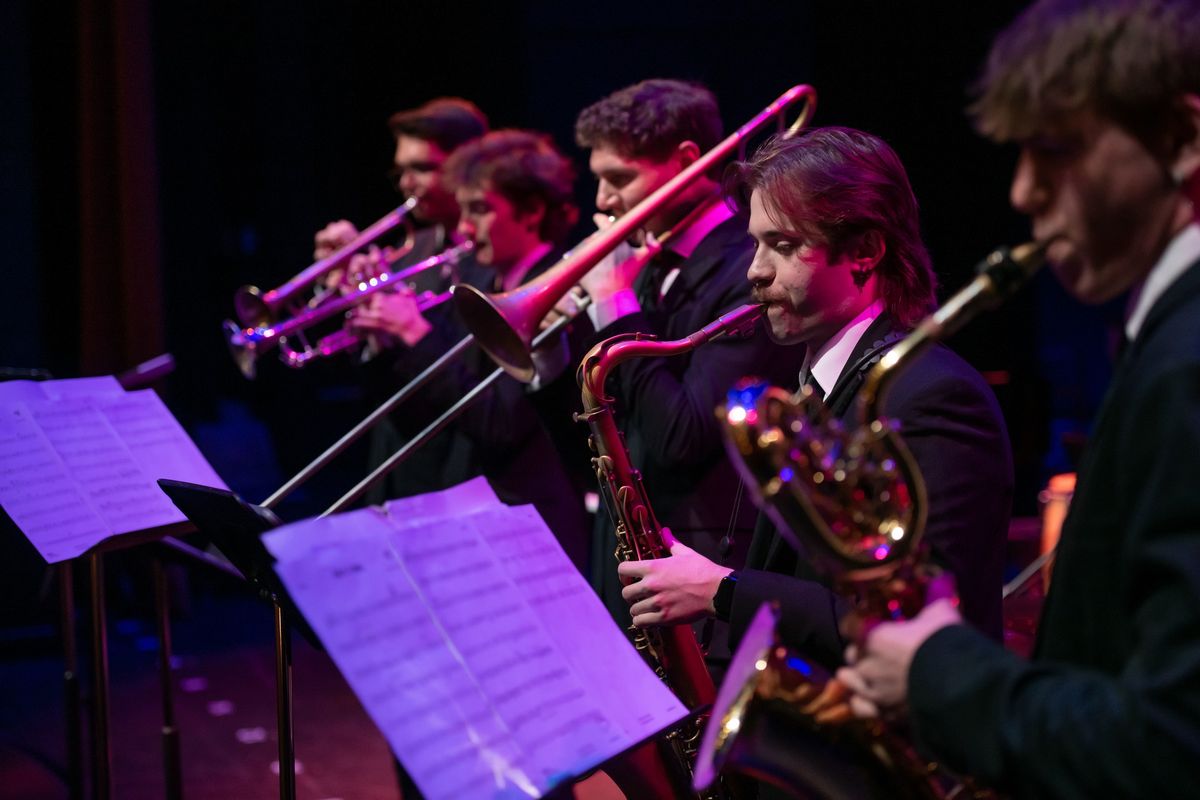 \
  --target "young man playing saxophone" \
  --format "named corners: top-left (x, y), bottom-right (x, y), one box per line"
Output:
top-left (617, 127), bottom-right (1012, 683)
top-left (839, 2), bottom-right (1200, 795)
